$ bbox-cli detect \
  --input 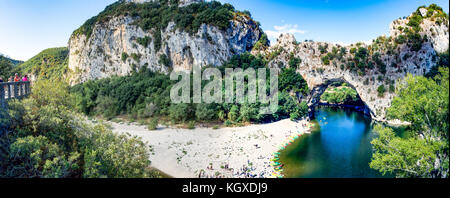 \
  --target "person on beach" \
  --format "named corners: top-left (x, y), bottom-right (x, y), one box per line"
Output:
top-left (14, 73), bottom-right (20, 82)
